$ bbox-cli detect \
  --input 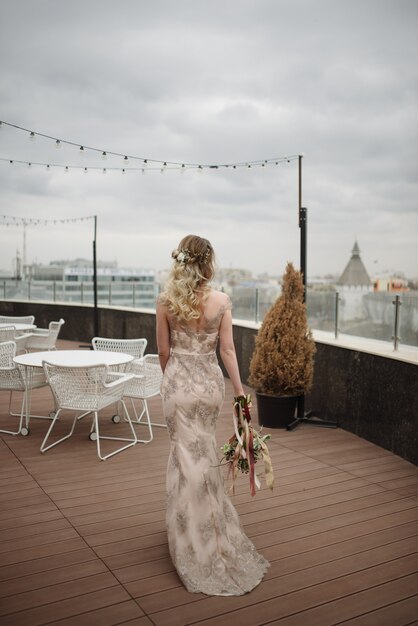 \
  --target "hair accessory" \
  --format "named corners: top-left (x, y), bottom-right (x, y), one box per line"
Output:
top-left (172, 247), bottom-right (211, 265)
